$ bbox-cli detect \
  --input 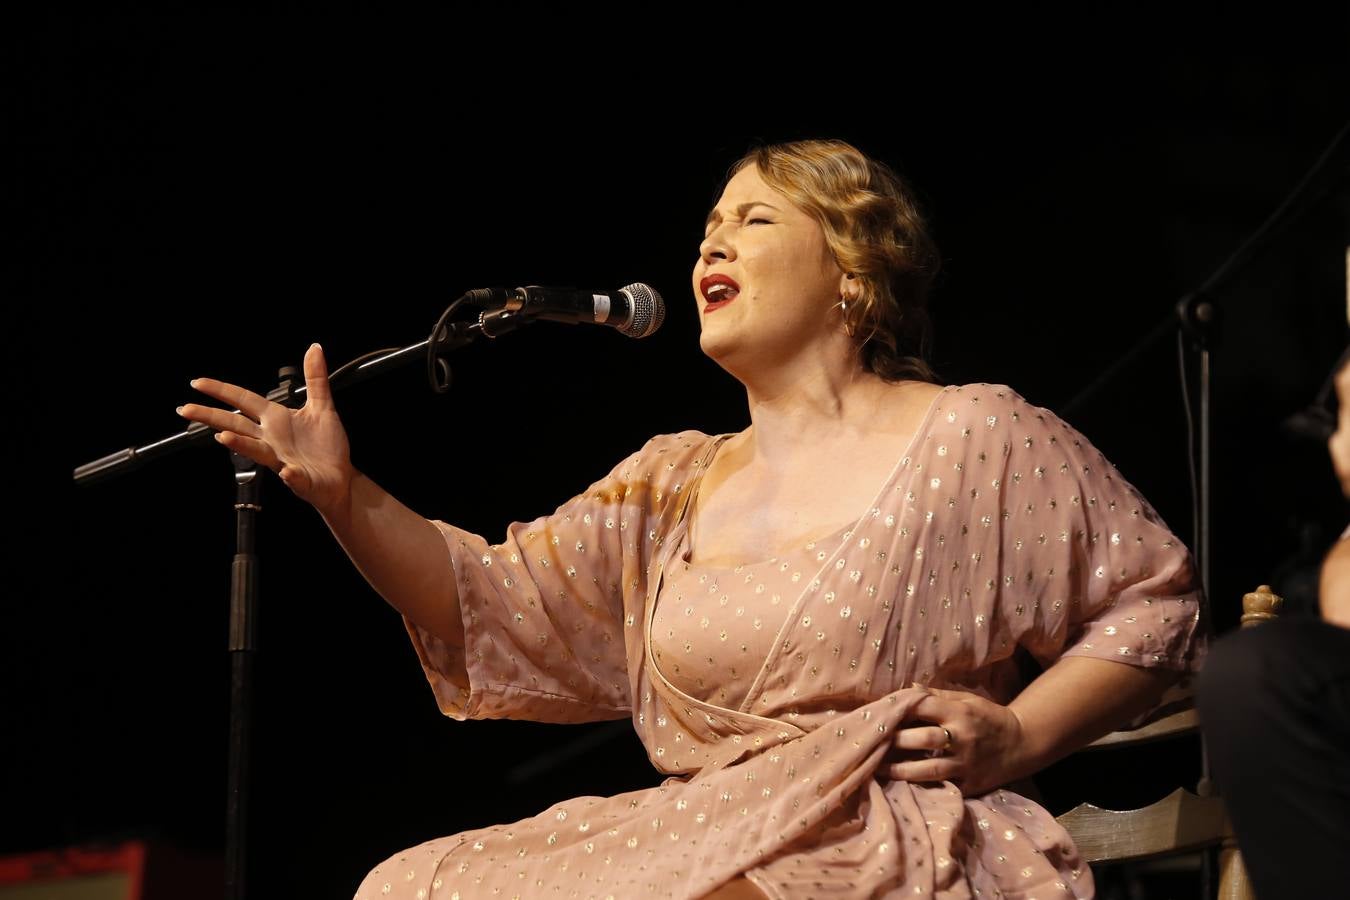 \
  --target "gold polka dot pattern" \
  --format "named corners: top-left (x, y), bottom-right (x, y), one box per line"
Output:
top-left (362, 383), bottom-right (1206, 898)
